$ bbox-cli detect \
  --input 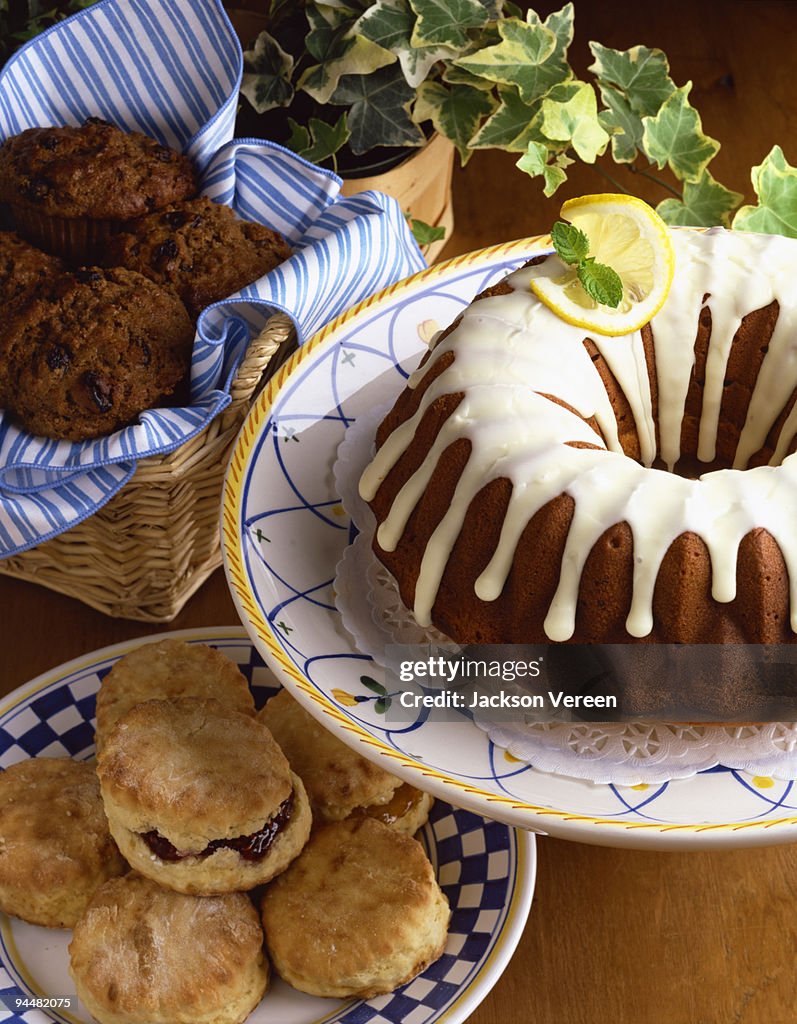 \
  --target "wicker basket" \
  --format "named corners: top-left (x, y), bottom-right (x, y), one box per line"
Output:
top-left (0, 314), bottom-right (296, 622)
